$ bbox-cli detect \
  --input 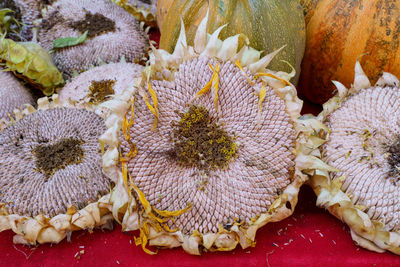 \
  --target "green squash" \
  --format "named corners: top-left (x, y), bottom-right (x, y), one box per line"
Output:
top-left (158, 0), bottom-right (306, 84)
